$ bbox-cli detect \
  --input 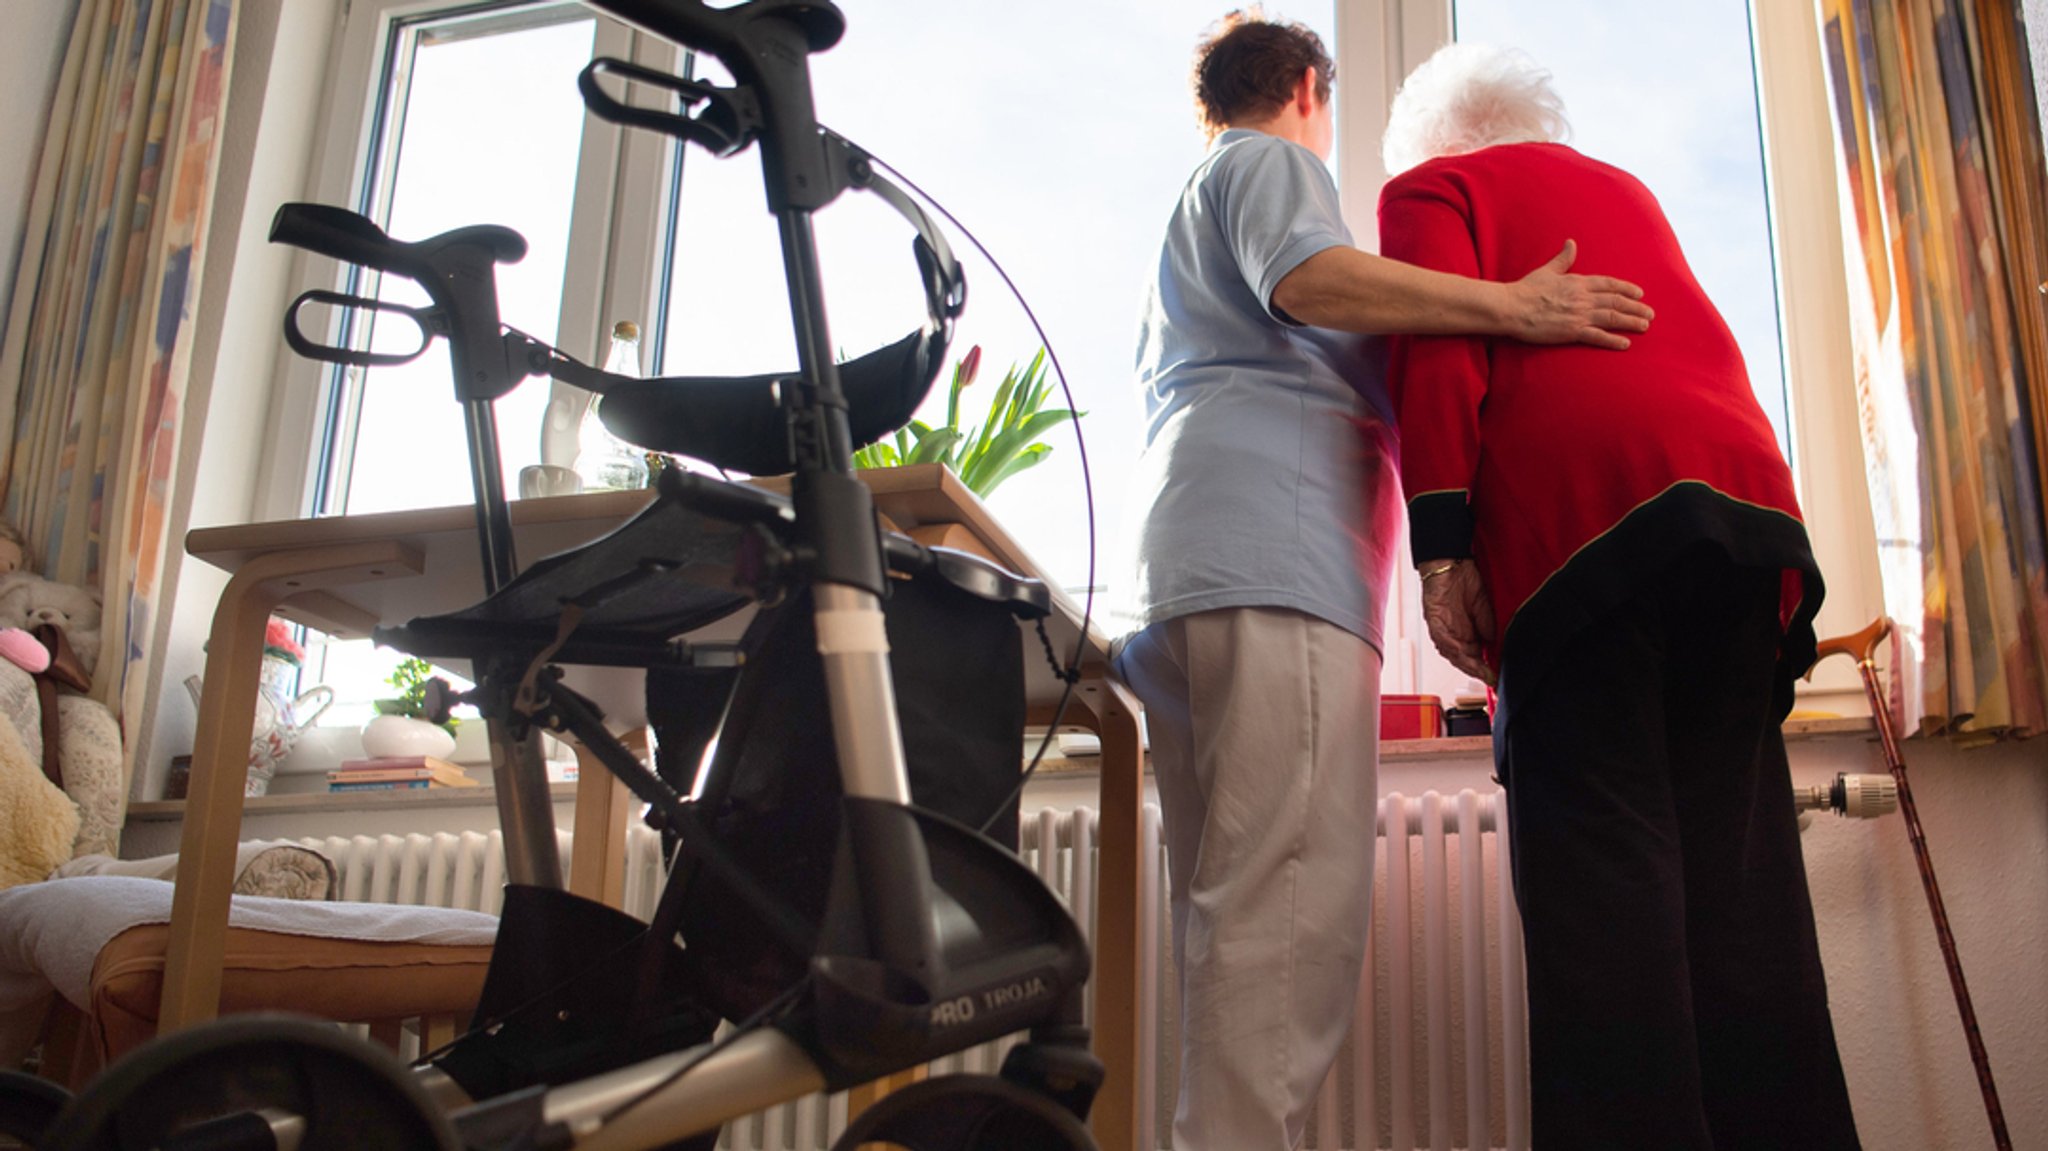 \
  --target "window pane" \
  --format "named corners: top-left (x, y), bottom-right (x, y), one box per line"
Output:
top-left (1452, 0), bottom-right (1793, 455)
top-left (333, 10), bottom-right (596, 517)
top-left (658, 3), bottom-right (1337, 591)
top-left (307, 8), bottom-right (595, 730)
